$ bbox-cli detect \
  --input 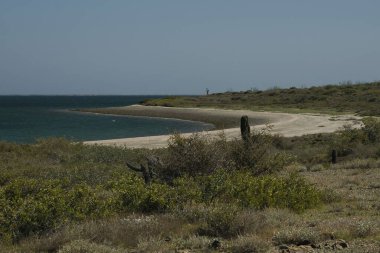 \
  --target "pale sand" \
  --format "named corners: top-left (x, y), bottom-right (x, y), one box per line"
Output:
top-left (84, 105), bottom-right (362, 149)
